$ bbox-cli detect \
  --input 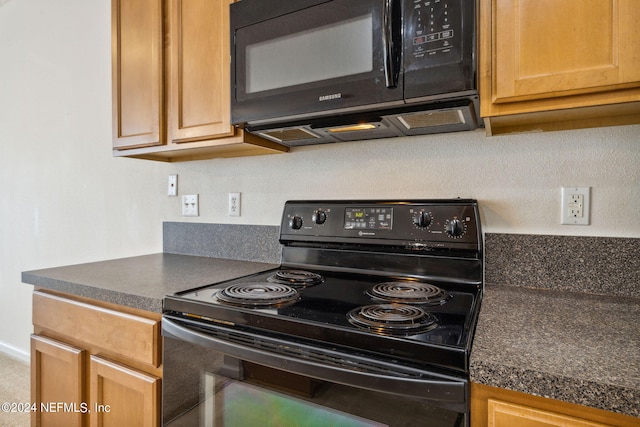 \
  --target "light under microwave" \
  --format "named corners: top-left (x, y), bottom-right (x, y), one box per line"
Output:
top-left (230, 0), bottom-right (480, 146)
